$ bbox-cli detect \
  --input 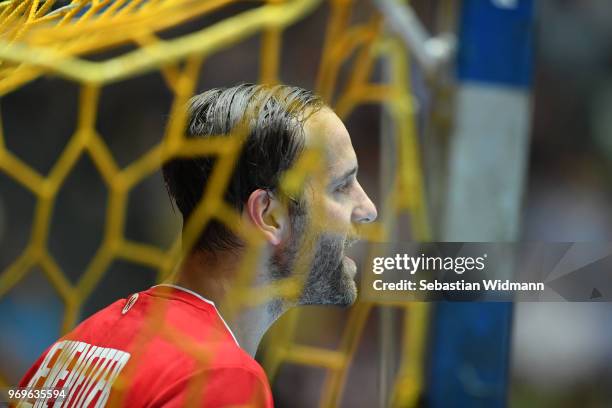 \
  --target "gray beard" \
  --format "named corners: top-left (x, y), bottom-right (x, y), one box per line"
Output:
top-left (268, 204), bottom-right (357, 307)
top-left (298, 234), bottom-right (357, 306)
